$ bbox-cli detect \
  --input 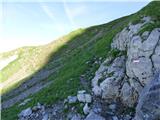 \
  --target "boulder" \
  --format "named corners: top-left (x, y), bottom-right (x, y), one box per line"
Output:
top-left (83, 103), bottom-right (90, 115)
top-left (18, 107), bottom-right (32, 118)
top-left (100, 56), bottom-right (125, 101)
top-left (92, 56), bottom-right (126, 102)
top-left (85, 94), bottom-right (92, 103)
top-left (100, 77), bottom-right (119, 101)
top-left (77, 91), bottom-right (92, 103)
top-left (92, 58), bottom-right (112, 96)
top-left (67, 96), bottom-right (77, 104)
